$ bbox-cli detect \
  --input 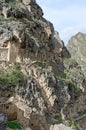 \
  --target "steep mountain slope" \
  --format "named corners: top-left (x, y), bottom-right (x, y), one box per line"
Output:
top-left (67, 32), bottom-right (86, 77)
top-left (0, 0), bottom-right (86, 130)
